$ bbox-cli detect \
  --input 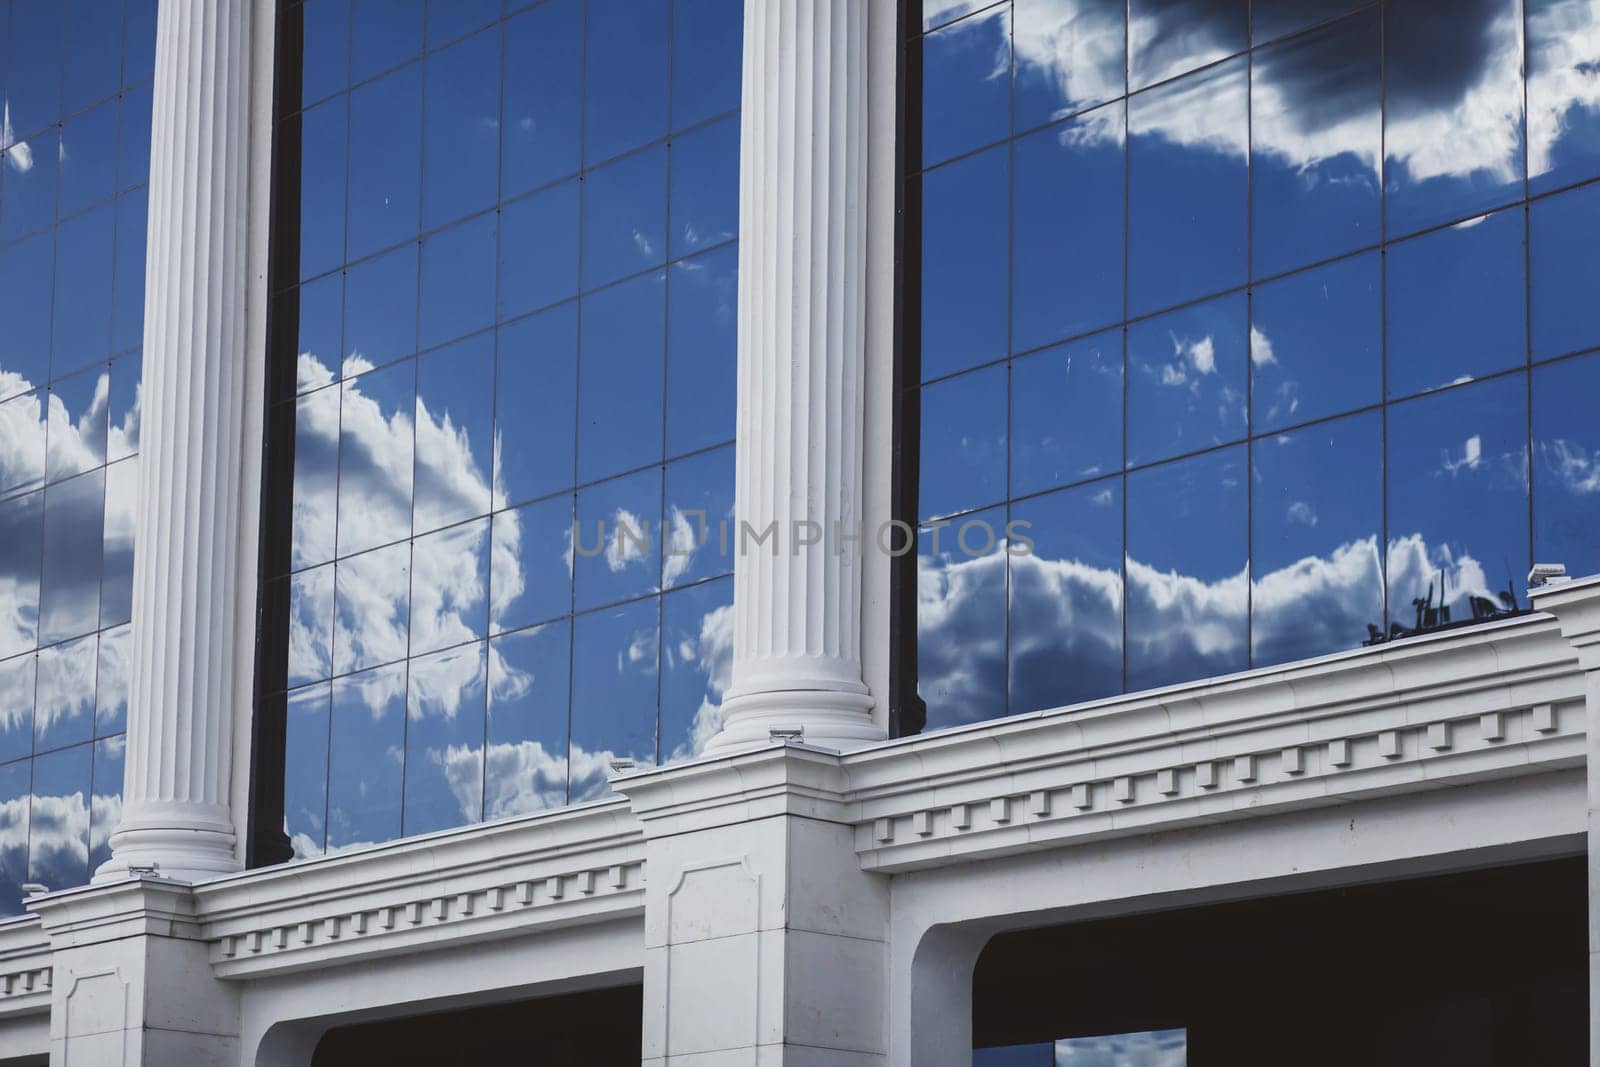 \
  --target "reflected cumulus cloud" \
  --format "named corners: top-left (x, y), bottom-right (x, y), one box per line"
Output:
top-left (286, 346), bottom-right (730, 843)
